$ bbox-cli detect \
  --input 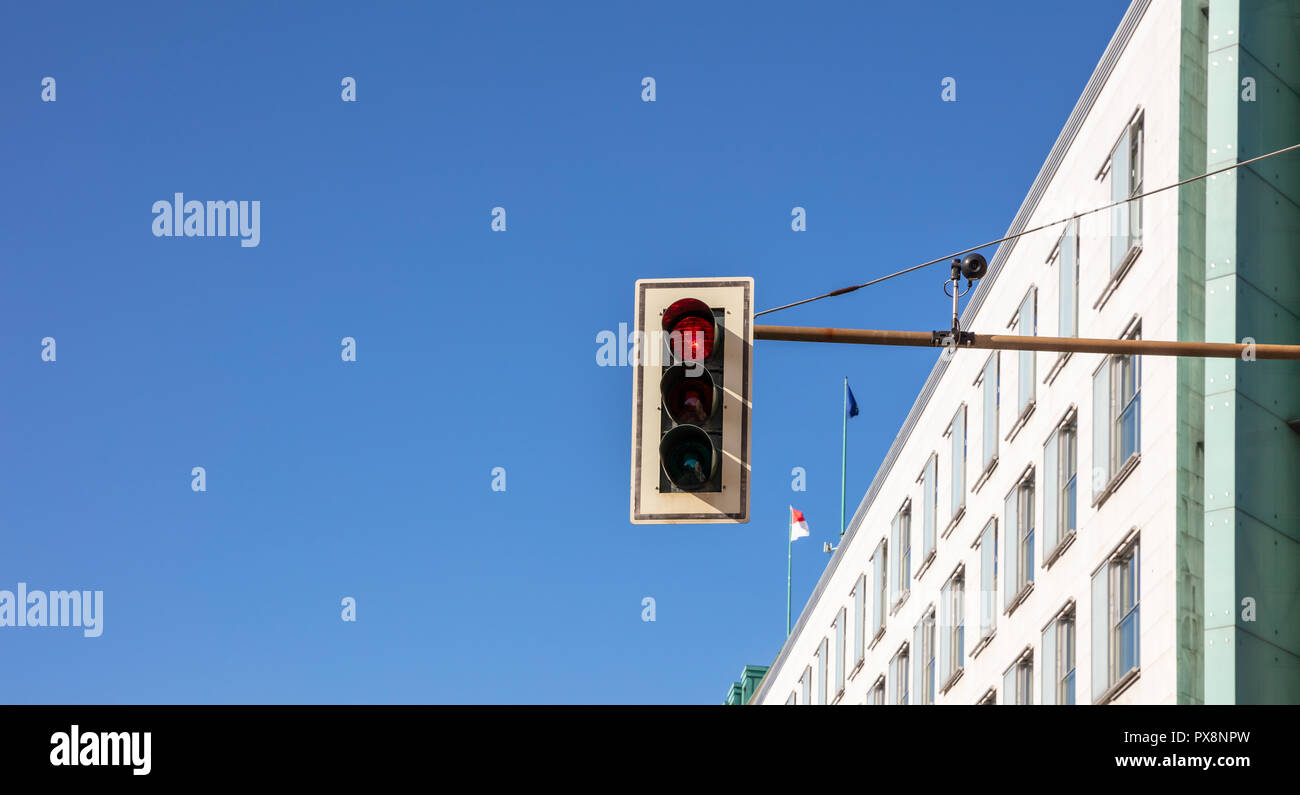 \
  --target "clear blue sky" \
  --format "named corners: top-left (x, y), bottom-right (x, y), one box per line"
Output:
top-left (0, 1), bottom-right (1130, 703)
